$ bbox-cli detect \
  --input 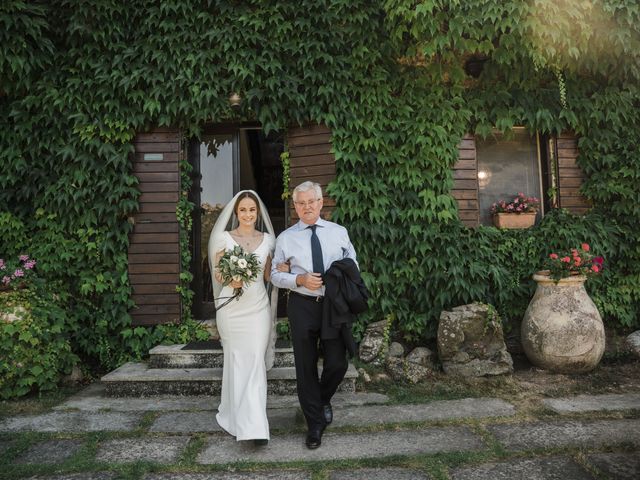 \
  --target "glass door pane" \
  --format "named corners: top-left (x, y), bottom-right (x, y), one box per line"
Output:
top-left (200, 134), bottom-right (235, 309)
